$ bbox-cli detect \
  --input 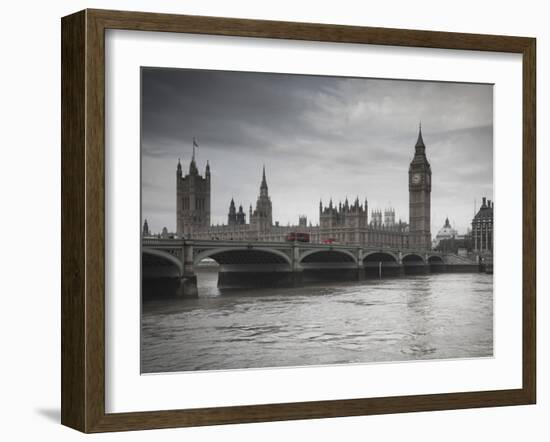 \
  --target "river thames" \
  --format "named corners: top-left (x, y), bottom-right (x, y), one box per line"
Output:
top-left (141, 269), bottom-right (493, 373)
